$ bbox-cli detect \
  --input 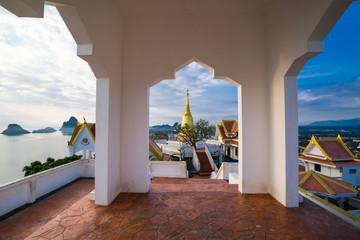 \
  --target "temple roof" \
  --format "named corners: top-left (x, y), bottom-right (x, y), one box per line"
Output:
top-left (299, 170), bottom-right (358, 197)
top-left (215, 119), bottom-right (238, 141)
top-left (68, 119), bottom-right (95, 146)
top-left (302, 135), bottom-right (356, 161)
